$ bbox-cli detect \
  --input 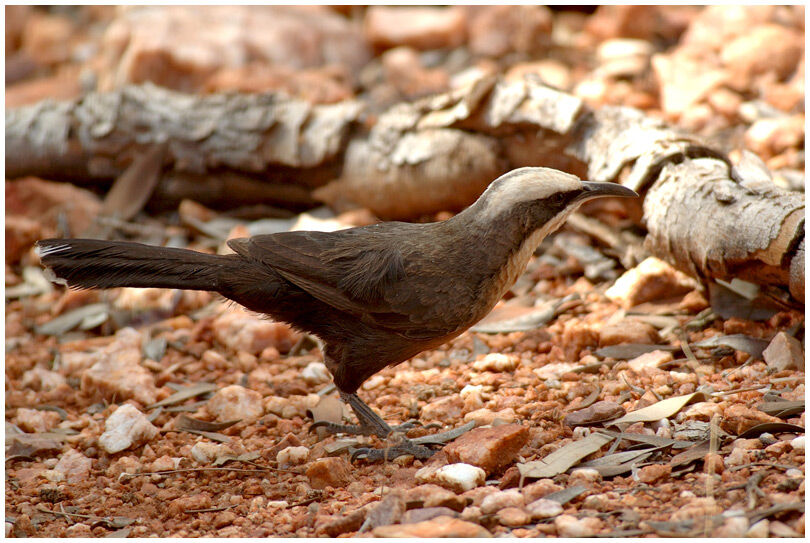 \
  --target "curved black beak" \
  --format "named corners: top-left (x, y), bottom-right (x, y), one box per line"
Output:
top-left (579, 181), bottom-right (638, 201)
